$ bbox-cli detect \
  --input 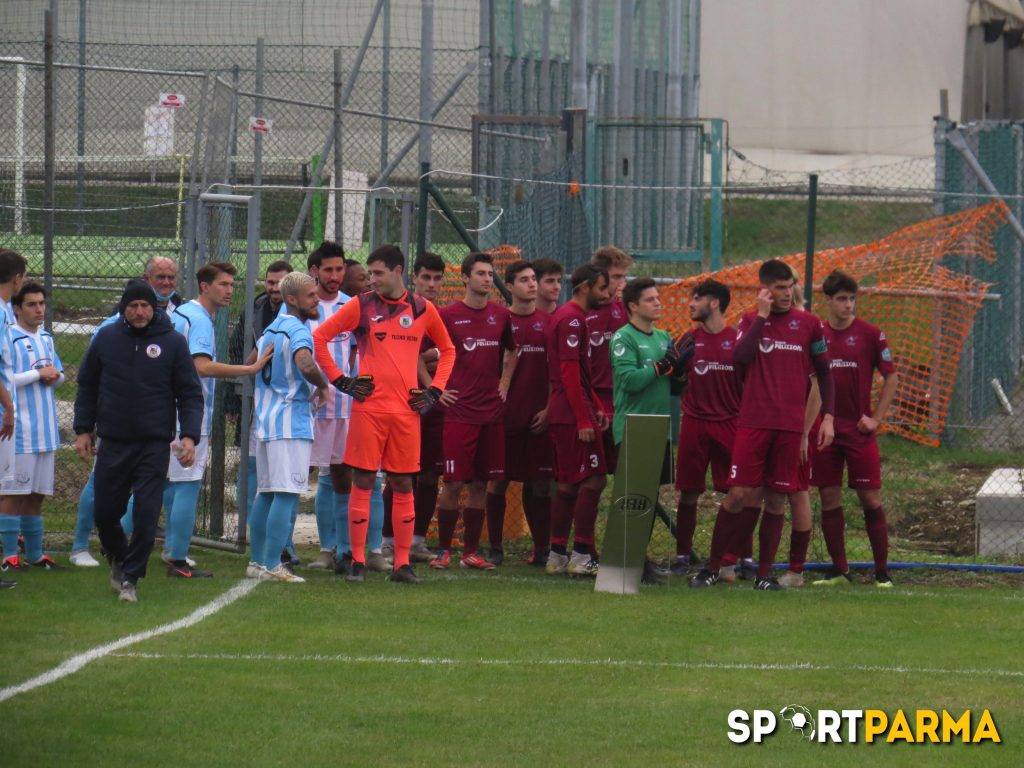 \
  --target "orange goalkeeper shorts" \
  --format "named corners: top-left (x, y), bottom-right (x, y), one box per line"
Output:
top-left (344, 409), bottom-right (422, 475)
